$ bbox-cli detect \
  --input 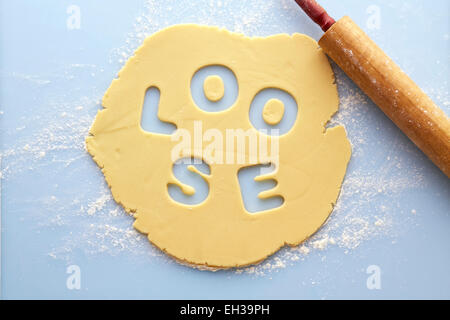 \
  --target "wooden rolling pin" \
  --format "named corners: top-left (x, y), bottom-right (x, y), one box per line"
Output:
top-left (295, 0), bottom-right (450, 178)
